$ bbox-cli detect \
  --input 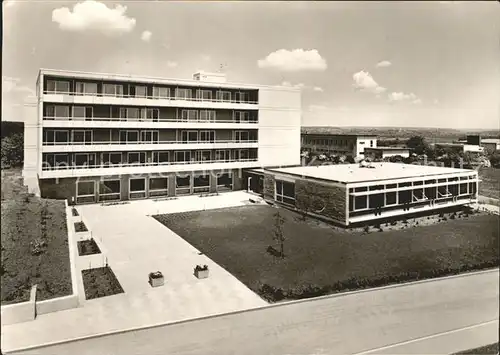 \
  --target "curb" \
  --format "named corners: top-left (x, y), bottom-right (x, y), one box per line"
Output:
top-left (4, 267), bottom-right (499, 354)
